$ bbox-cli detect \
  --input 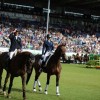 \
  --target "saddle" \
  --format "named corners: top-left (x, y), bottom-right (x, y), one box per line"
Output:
top-left (39, 54), bottom-right (53, 72)
top-left (39, 53), bottom-right (53, 68)
top-left (44, 54), bottom-right (52, 67)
